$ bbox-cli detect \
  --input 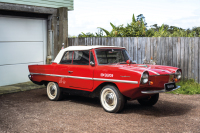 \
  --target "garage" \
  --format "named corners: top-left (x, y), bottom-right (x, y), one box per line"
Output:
top-left (0, 16), bottom-right (47, 86)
